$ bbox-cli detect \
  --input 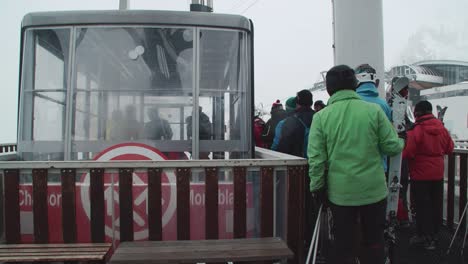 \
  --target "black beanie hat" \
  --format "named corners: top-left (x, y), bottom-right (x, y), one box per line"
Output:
top-left (296, 89), bottom-right (313, 106)
top-left (326, 65), bottom-right (358, 96)
top-left (414, 100), bottom-right (432, 116)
